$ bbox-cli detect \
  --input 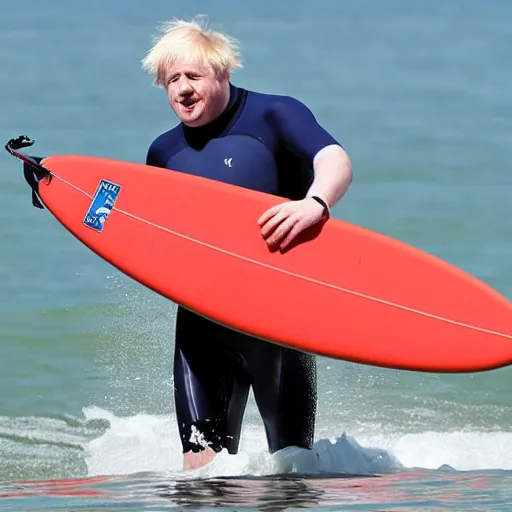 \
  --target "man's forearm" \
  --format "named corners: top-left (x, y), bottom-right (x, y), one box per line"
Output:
top-left (306, 144), bottom-right (353, 208)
